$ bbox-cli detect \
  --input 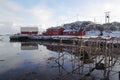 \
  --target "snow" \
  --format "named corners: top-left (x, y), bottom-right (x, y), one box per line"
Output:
top-left (63, 29), bottom-right (77, 32)
top-left (86, 30), bottom-right (100, 36)
top-left (106, 31), bottom-right (120, 37)
top-left (21, 27), bottom-right (38, 32)
top-left (86, 30), bottom-right (120, 38)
